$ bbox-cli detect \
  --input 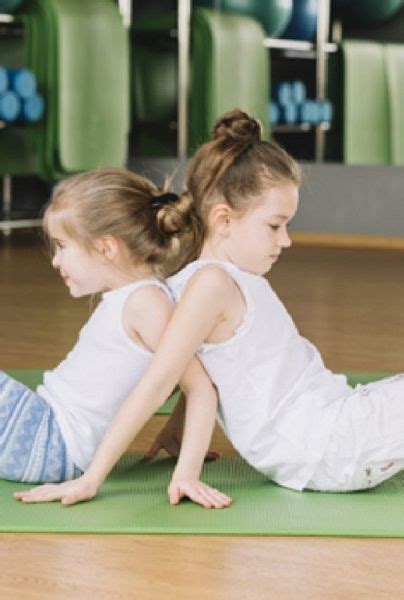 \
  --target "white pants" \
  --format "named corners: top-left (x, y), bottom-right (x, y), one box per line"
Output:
top-left (305, 374), bottom-right (404, 492)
